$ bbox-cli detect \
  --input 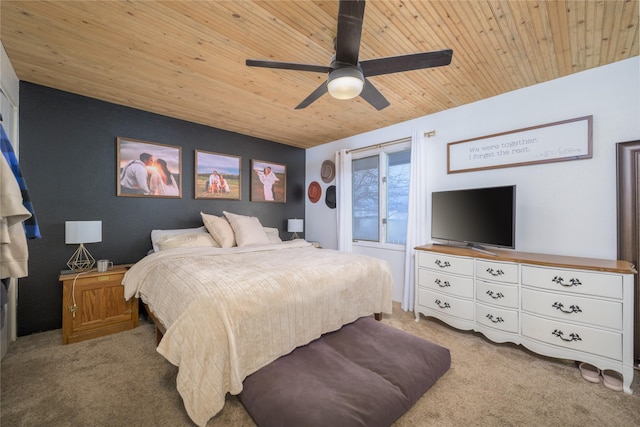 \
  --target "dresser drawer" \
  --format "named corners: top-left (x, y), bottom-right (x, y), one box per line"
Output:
top-left (417, 269), bottom-right (474, 298)
top-left (521, 266), bottom-right (622, 299)
top-left (476, 303), bottom-right (519, 333)
top-left (476, 260), bottom-right (519, 284)
top-left (521, 288), bottom-right (622, 330)
top-left (418, 288), bottom-right (474, 321)
top-left (476, 280), bottom-right (518, 308)
top-left (417, 251), bottom-right (474, 276)
top-left (521, 314), bottom-right (622, 360)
